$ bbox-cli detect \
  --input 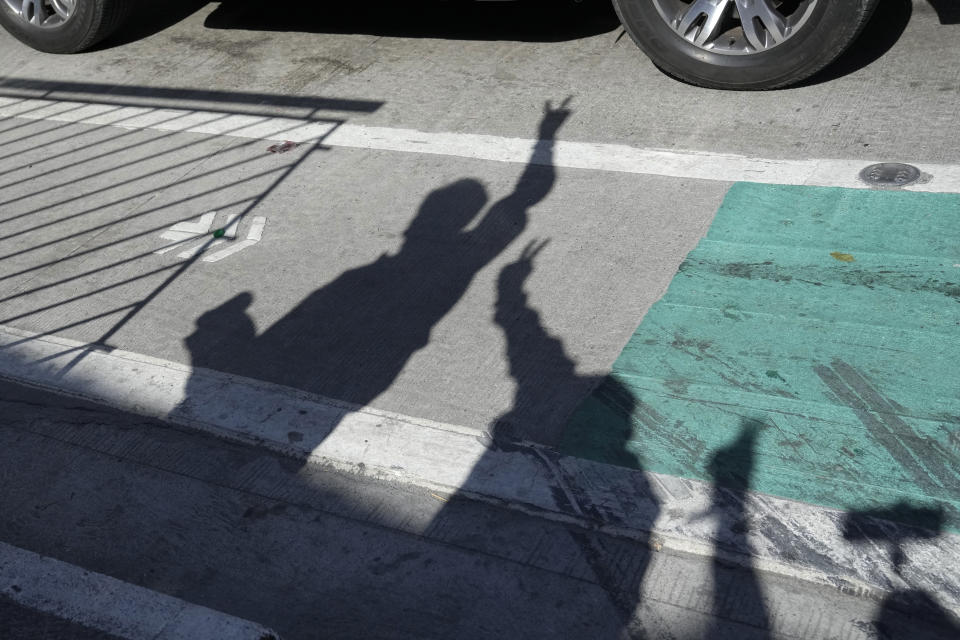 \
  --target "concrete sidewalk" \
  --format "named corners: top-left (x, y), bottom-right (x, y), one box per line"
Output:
top-left (0, 539), bottom-right (277, 640)
top-left (2, 327), bottom-right (959, 638)
top-left (3, 174), bottom-right (959, 627)
top-left (3, 378), bottom-right (957, 640)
